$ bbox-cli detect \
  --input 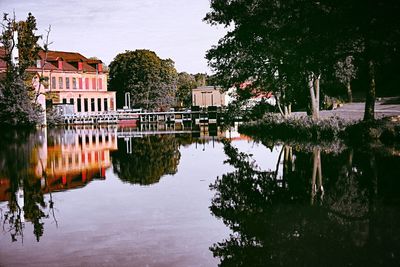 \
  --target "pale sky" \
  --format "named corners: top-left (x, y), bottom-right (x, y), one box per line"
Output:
top-left (0, 0), bottom-right (227, 74)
